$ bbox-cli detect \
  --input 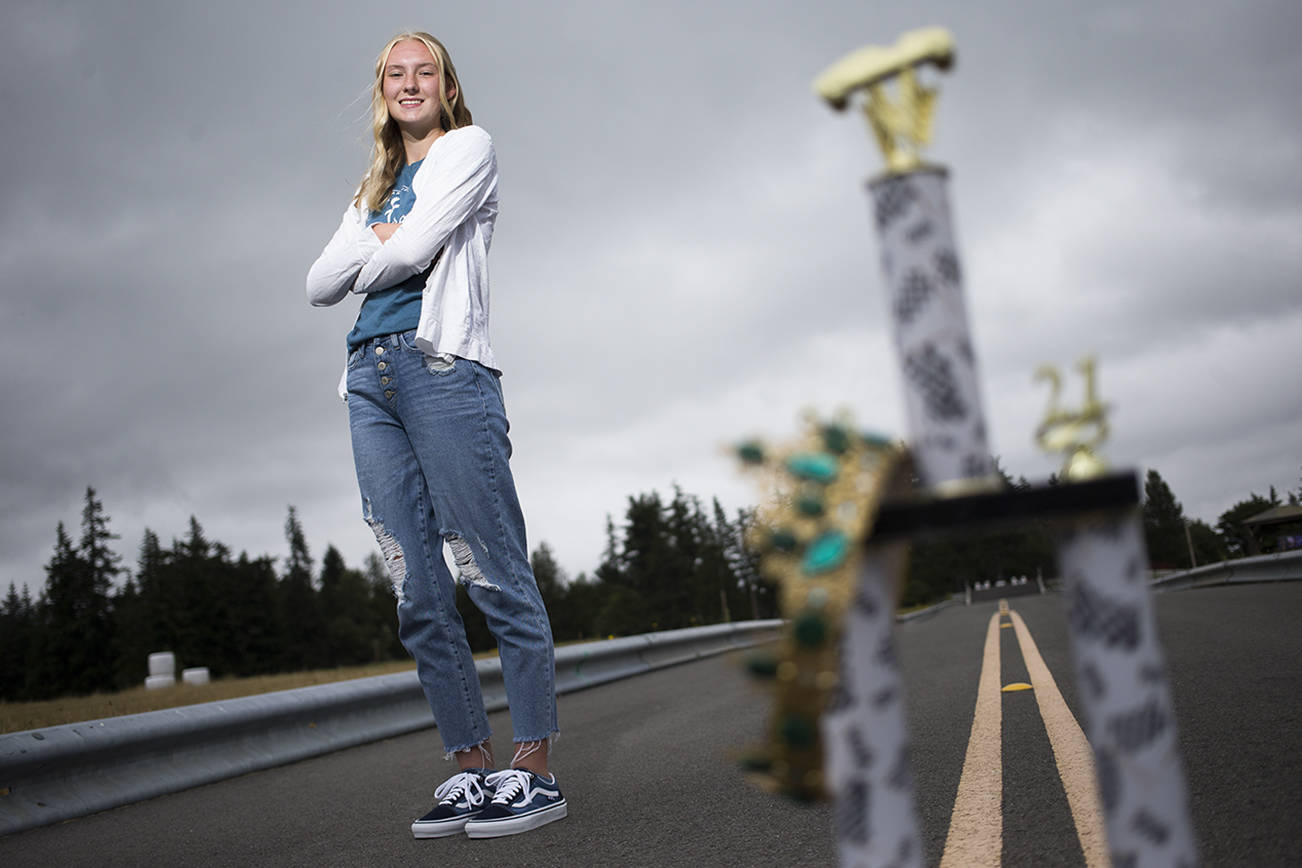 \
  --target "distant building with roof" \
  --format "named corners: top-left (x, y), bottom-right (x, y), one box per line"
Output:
top-left (1241, 504), bottom-right (1302, 554)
